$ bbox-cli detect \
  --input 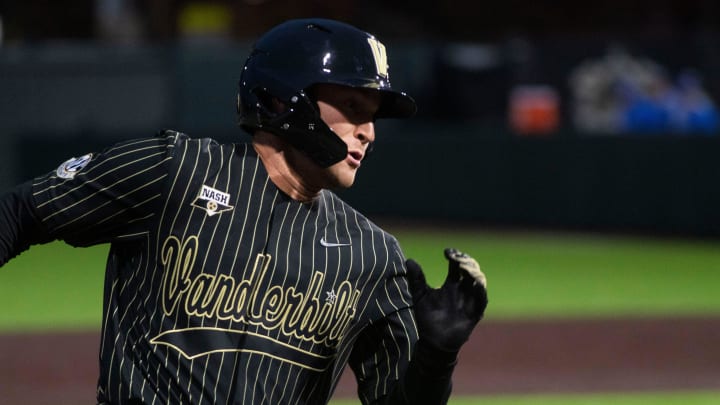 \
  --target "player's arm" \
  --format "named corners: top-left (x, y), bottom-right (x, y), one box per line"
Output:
top-left (348, 303), bottom-right (419, 405)
top-left (29, 135), bottom-right (178, 247)
top-left (384, 248), bottom-right (489, 404)
top-left (350, 306), bottom-right (457, 405)
top-left (0, 132), bottom-right (178, 265)
top-left (0, 181), bottom-right (54, 266)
